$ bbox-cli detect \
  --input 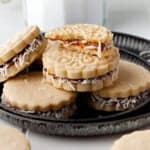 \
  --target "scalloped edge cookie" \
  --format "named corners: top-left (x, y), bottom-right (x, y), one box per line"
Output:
top-left (2, 72), bottom-right (77, 118)
top-left (43, 44), bottom-right (120, 79)
top-left (0, 37), bottom-right (47, 82)
top-left (45, 24), bottom-right (113, 57)
top-left (89, 60), bottom-right (150, 111)
top-left (0, 26), bottom-right (40, 65)
top-left (44, 66), bottom-right (119, 92)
